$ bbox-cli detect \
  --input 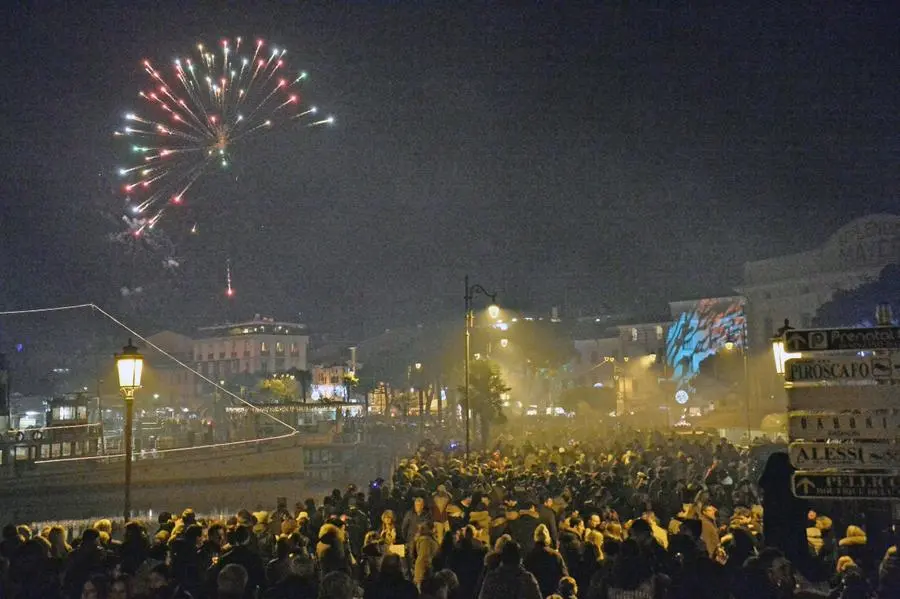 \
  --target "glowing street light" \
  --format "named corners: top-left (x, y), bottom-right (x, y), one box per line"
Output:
top-left (464, 275), bottom-right (499, 461)
top-left (115, 339), bottom-right (143, 522)
top-left (771, 319), bottom-right (798, 375)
